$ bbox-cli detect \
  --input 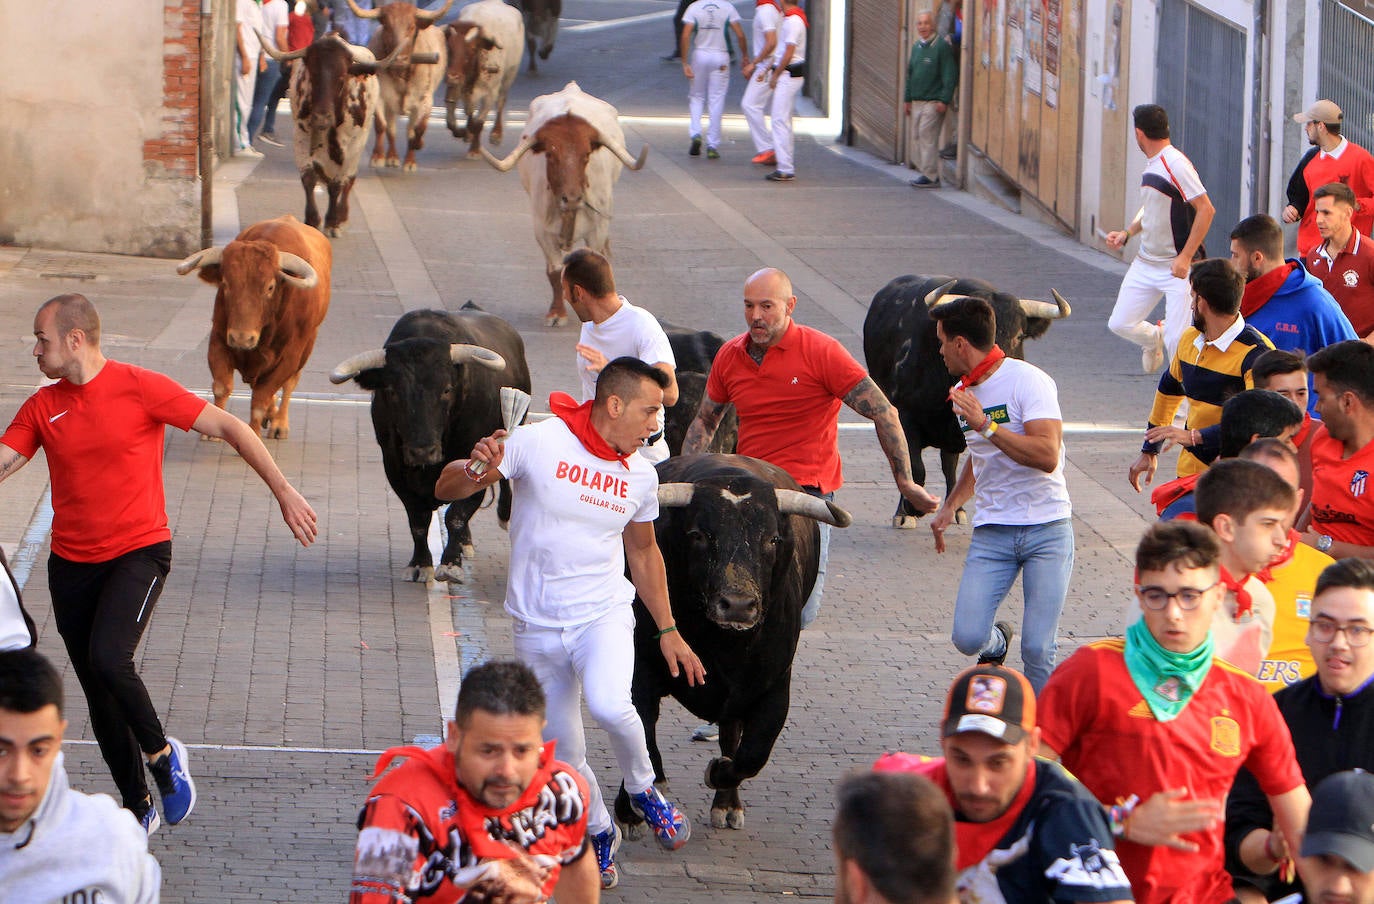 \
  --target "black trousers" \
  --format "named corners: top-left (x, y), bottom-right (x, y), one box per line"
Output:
top-left (49, 541), bottom-right (172, 810)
